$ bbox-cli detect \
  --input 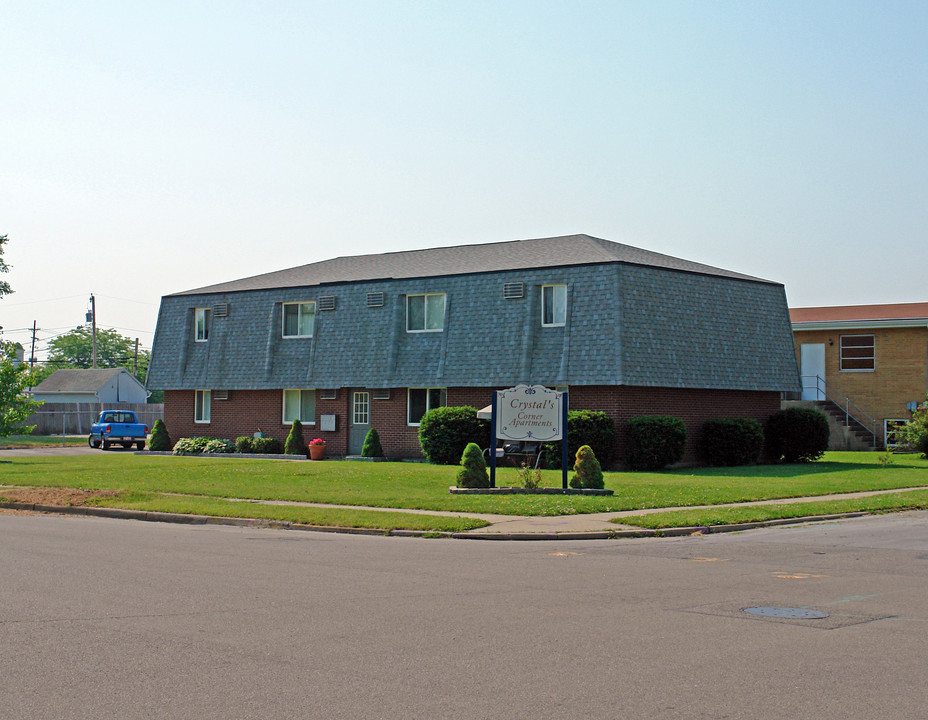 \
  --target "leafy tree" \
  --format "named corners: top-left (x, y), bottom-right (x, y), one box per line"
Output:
top-left (0, 235), bottom-right (12, 298)
top-left (46, 326), bottom-right (151, 381)
top-left (0, 341), bottom-right (43, 439)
